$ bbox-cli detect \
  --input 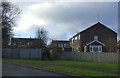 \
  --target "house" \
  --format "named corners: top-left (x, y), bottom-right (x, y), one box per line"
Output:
top-left (10, 37), bottom-right (44, 48)
top-left (69, 22), bottom-right (117, 52)
top-left (50, 40), bottom-right (72, 52)
top-left (117, 40), bottom-right (120, 52)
